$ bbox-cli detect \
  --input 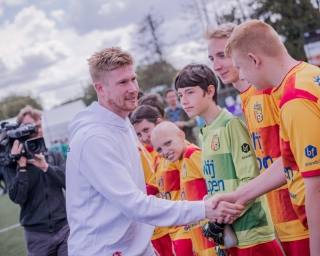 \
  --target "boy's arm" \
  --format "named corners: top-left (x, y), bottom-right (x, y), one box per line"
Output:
top-left (210, 157), bottom-right (286, 223)
top-left (304, 175), bottom-right (320, 255)
top-left (226, 119), bottom-right (260, 215)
